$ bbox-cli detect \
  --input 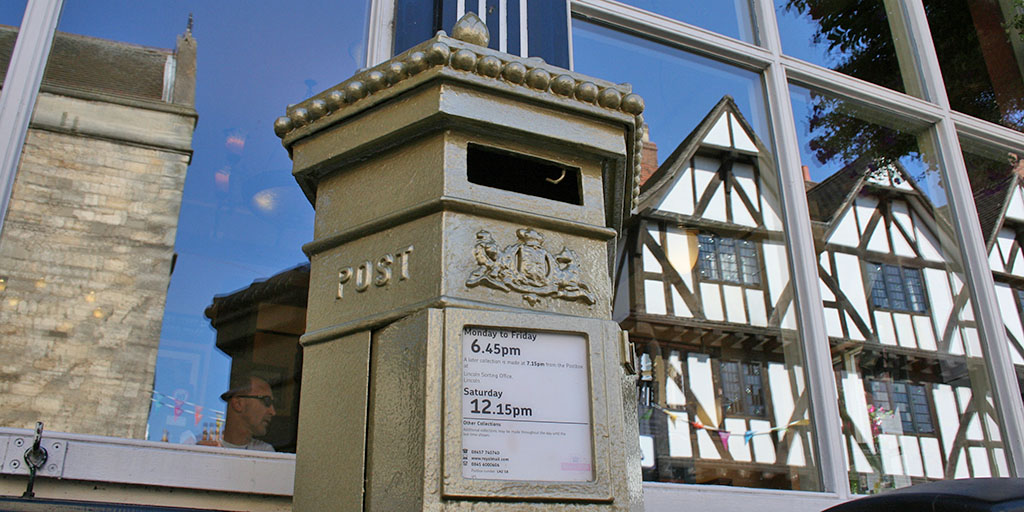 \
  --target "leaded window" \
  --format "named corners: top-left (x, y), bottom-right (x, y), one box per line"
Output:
top-left (864, 262), bottom-right (928, 313)
top-left (720, 360), bottom-right (766, 417)
top-left (868, 379), bottom-right (935, 435)
top-left (697, 233), bottom-right (760, 286)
